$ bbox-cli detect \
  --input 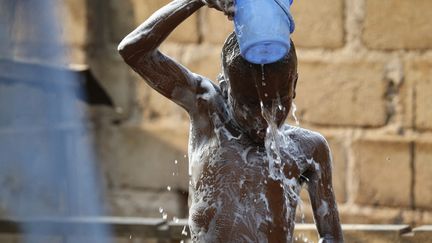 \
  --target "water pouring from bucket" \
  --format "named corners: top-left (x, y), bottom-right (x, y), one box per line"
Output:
top-left (234, 0), bottom-right (295, 64)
